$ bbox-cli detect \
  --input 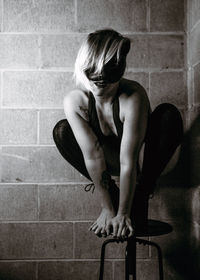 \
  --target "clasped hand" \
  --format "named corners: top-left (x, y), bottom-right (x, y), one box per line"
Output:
top-left (89, 209), bottom-right (134, 238)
